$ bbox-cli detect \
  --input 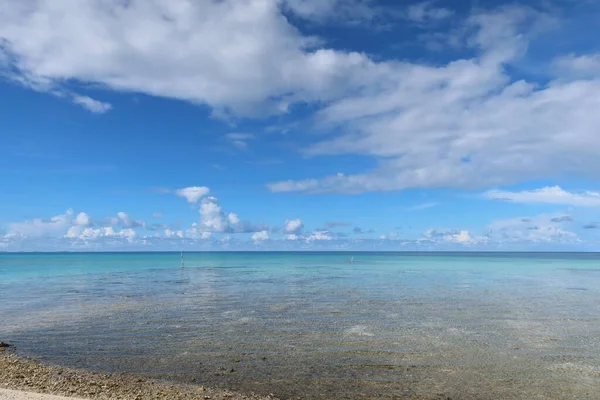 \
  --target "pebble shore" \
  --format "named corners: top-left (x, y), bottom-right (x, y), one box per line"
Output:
top-left (0, 349), bottom-right (279, 400)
